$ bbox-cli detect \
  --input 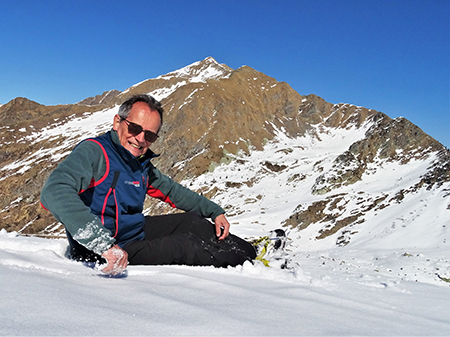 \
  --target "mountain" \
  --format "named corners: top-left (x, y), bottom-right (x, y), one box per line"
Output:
top-left (0, 57), bottom-right (448, 252)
